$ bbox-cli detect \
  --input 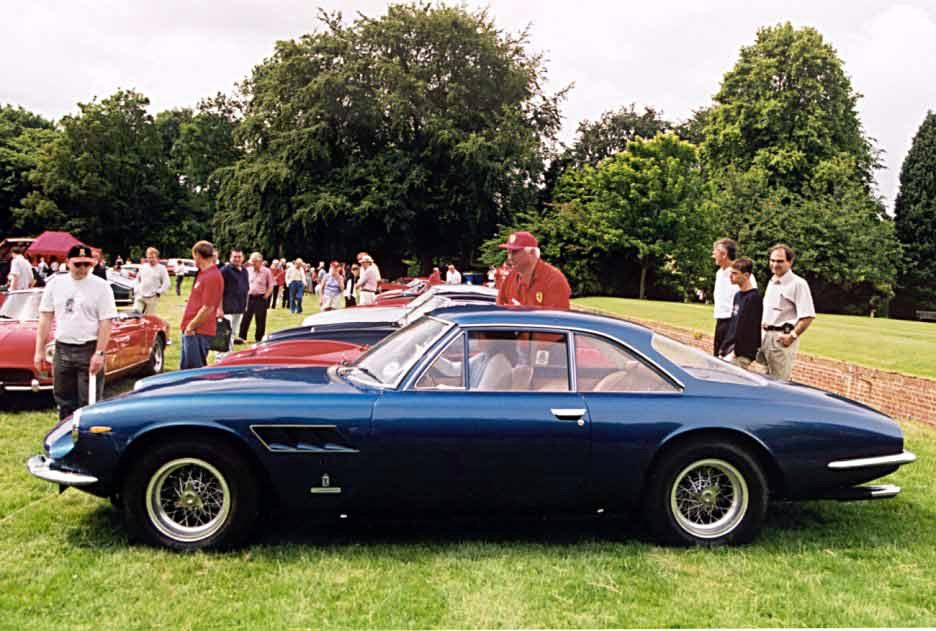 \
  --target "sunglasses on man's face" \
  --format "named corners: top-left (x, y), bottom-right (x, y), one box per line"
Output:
top-left (72, 262), bottom-right (93, 268)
